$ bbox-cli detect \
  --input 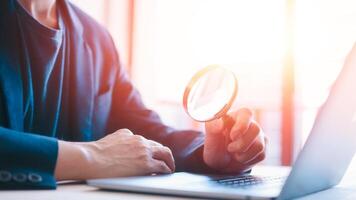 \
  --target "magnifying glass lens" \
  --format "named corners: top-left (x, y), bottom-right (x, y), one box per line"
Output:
top-left (183, 66), bottom-right (237, 122)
